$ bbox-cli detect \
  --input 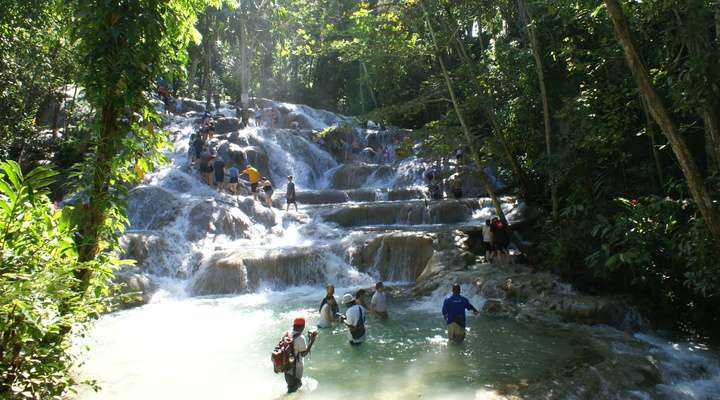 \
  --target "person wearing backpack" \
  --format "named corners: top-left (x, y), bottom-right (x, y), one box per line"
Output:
top-left (340, 290), bottom-right (367, 346)
top-left (272, 317), bottom-right (318, 393)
